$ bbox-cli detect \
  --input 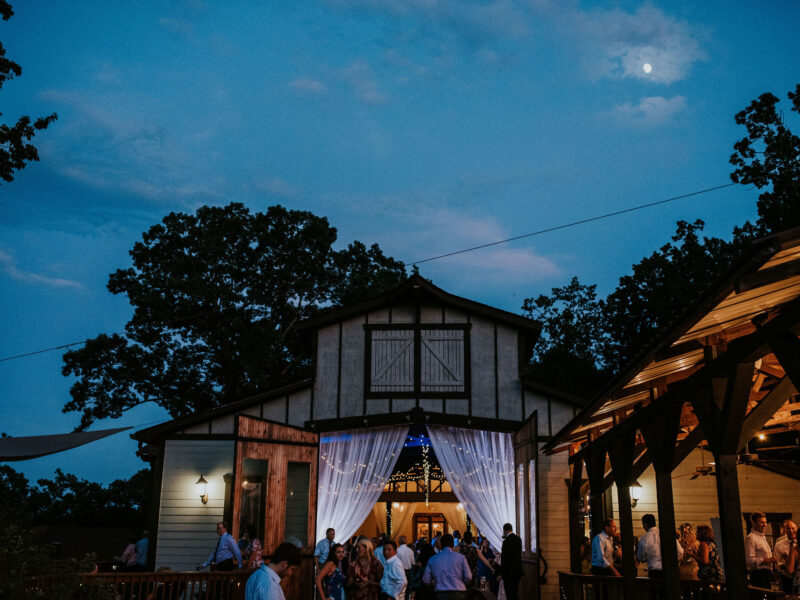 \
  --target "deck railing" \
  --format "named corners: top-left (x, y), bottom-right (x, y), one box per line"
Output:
top-left (26, 569), bottom-right (254, 600)
top-left (558, 572), bottom-right (785, 600)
